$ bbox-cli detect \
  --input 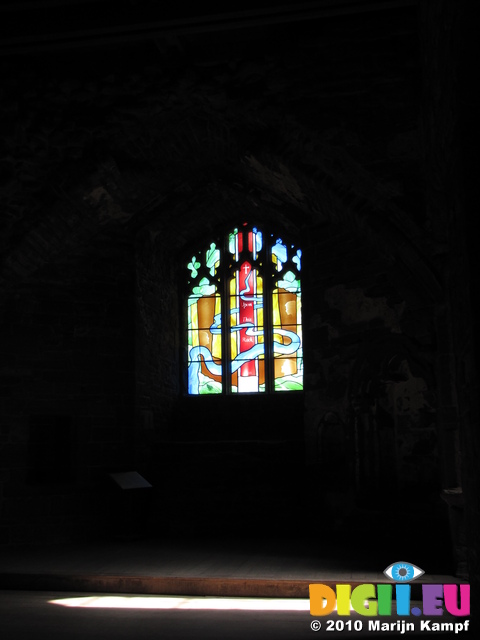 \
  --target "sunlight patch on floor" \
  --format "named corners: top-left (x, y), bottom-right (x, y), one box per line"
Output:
top-left (49, 595), bottom-right (311, 611)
